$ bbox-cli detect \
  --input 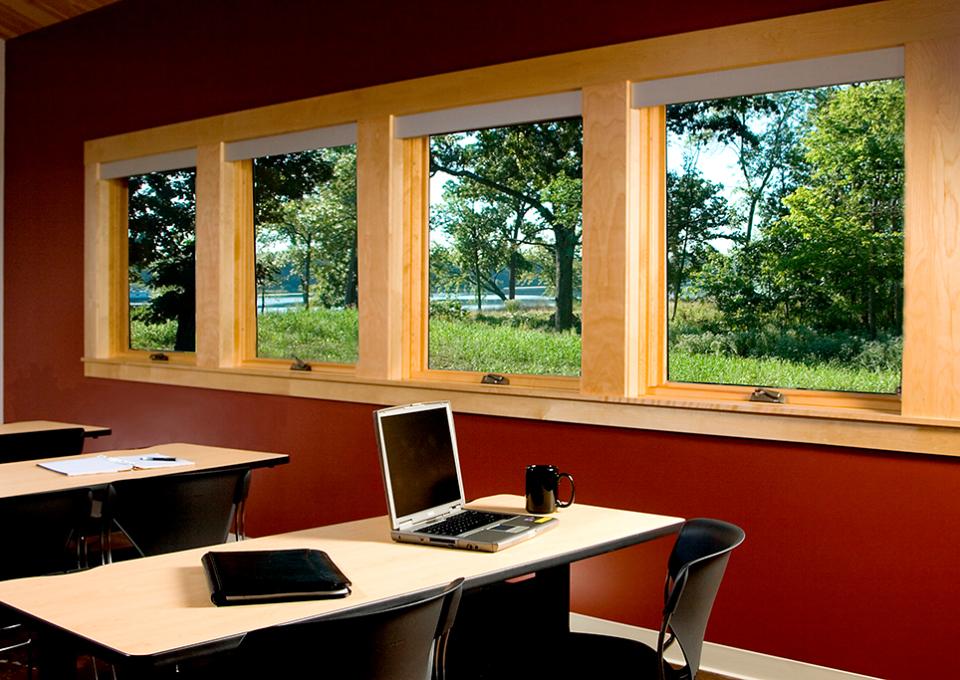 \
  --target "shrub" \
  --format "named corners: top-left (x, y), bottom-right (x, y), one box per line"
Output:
top-left (130, 318), bottom-right (177, 351)
top-left (429, 299), bottom-right (468, 321)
